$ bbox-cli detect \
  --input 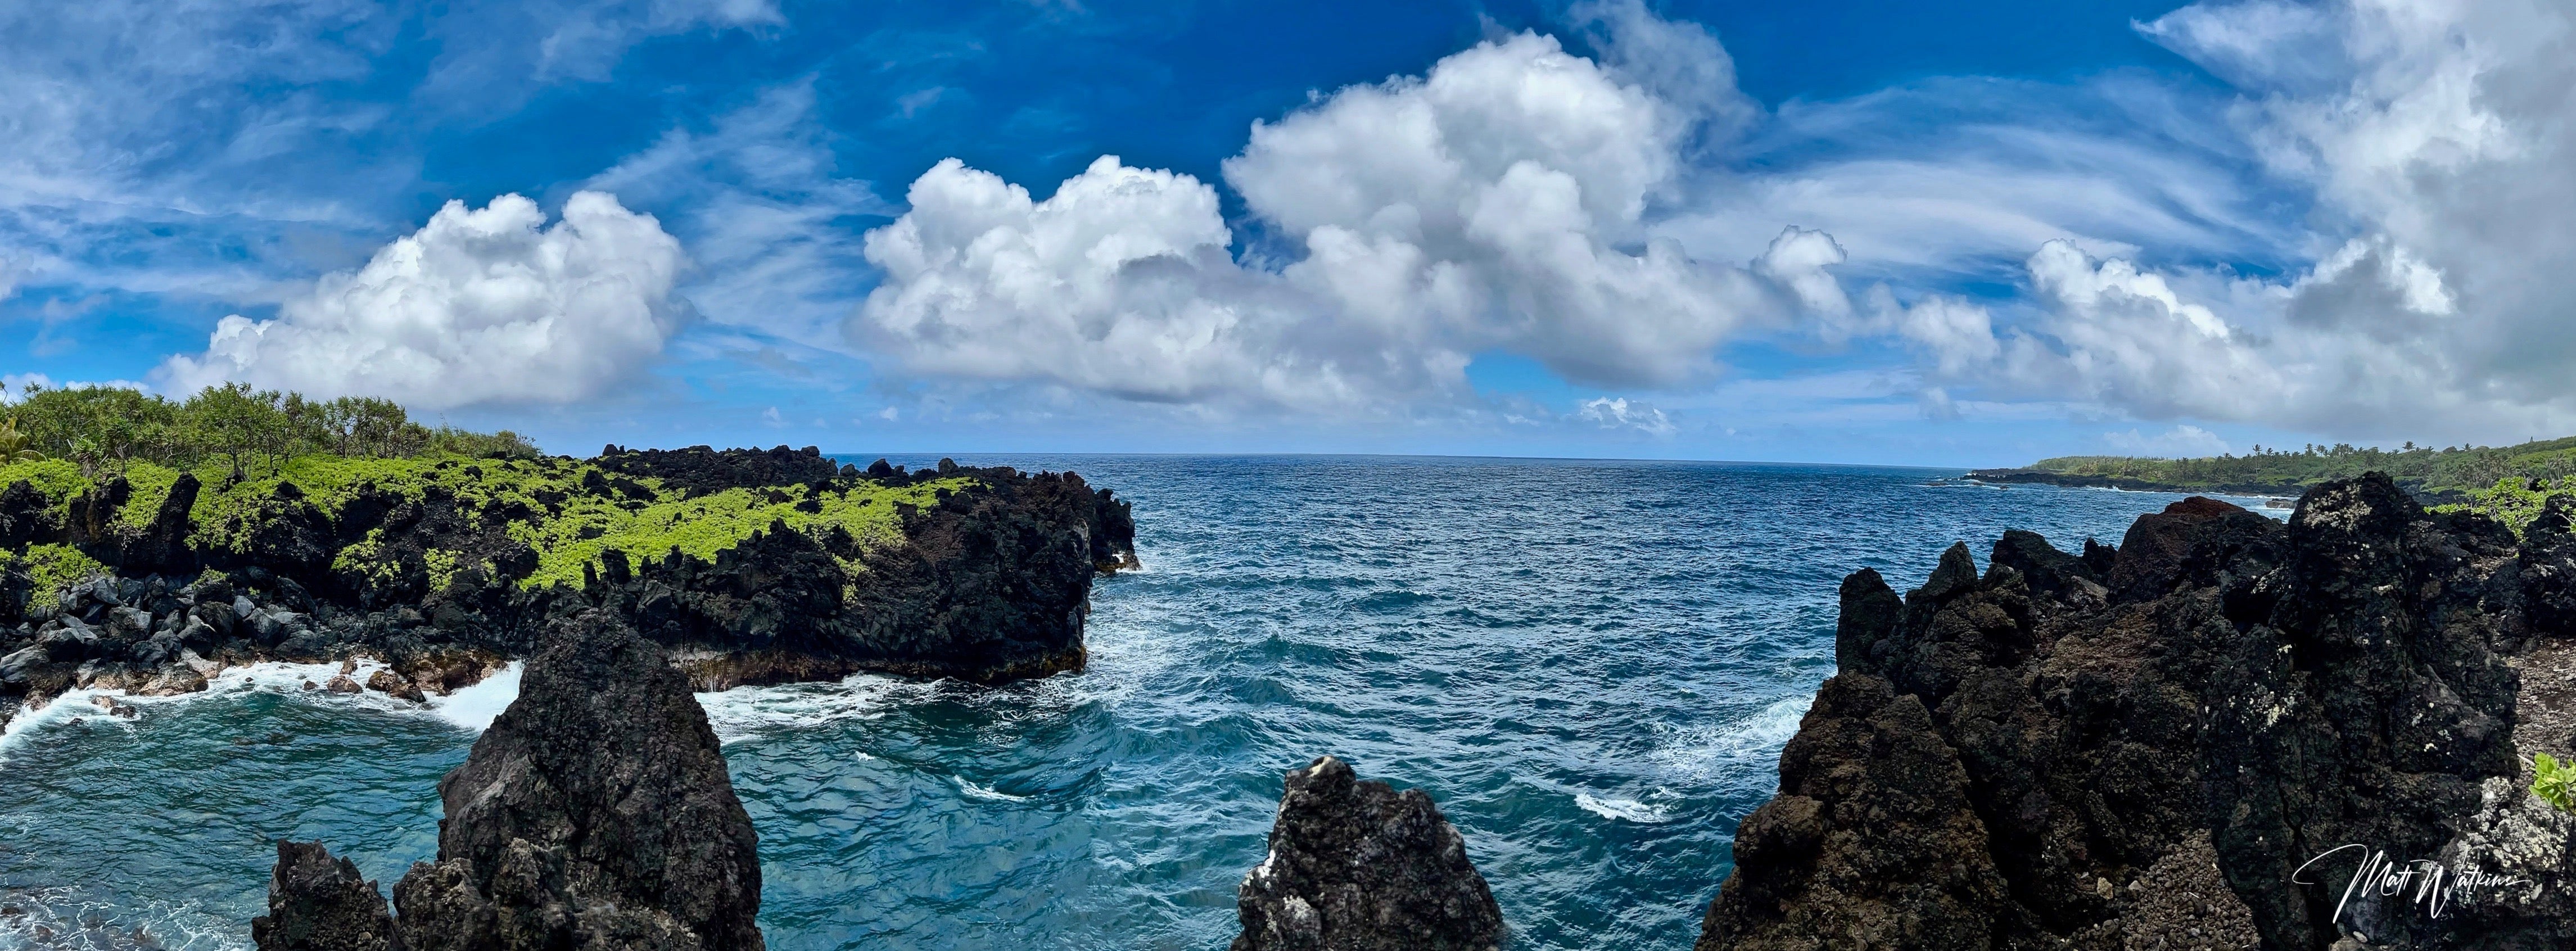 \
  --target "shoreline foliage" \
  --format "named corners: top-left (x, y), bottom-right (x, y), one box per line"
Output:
top-left (5, 381), bottom-right (537, 478)
top-left (2017, 438), bottom-right (2576, 531)
top-left (0, 382), bottom-right (992, 601)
